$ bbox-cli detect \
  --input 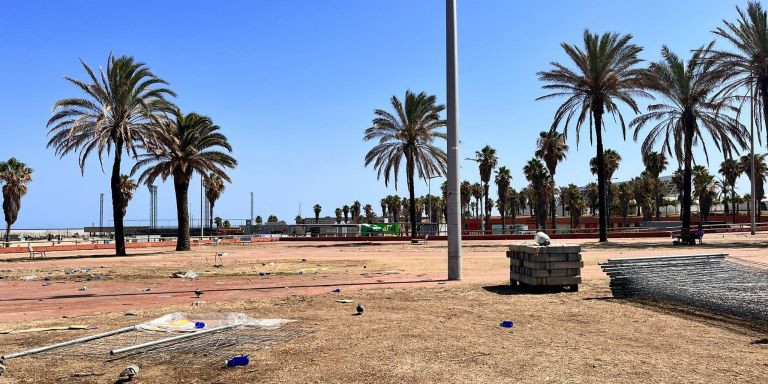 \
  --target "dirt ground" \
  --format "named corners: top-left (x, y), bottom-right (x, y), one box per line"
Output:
top-left (0, 234), bottom-right (766, 383)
